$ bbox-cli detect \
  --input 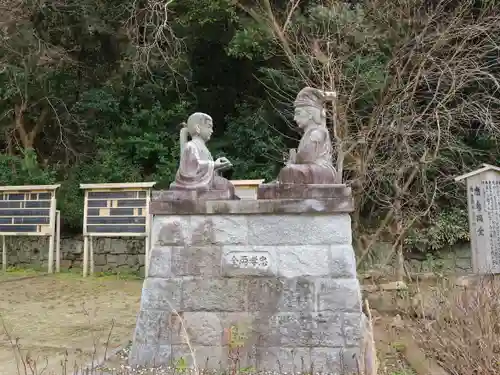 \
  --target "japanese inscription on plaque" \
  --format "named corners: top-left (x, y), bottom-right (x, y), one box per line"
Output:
top-left (228, 252), bottom-right (270, 269)
top-left (482, 180), bottom-right (500, 268)
top-left (222, 250), bottom-right (275, 276)
top-left (455, 164), bottom-right (500, 274)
